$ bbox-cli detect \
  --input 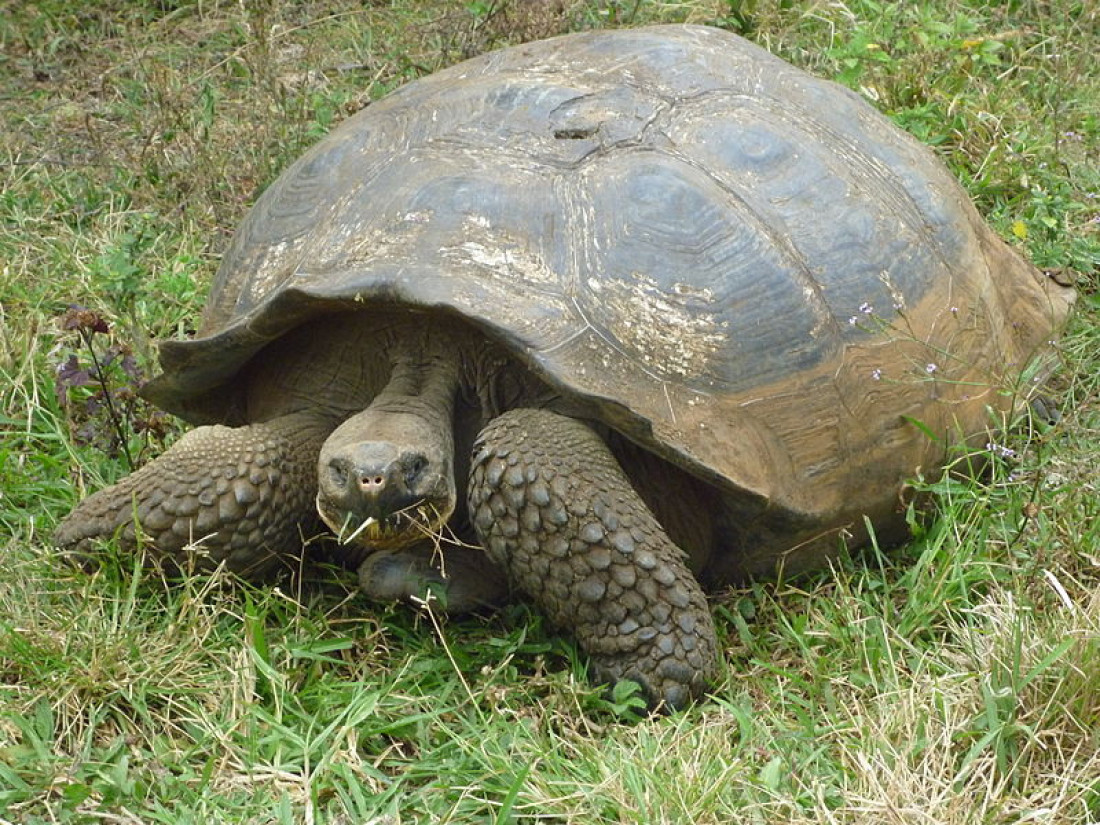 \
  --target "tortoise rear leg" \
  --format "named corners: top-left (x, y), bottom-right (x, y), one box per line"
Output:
top-left (54, 411), bottom-right (336, 578)
top-left (467, 409), bottom-right (718, 710)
